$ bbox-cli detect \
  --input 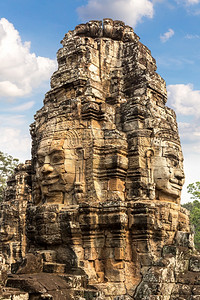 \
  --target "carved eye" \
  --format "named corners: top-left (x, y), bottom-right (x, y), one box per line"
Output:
top-left (37, 156), bottom-right (45, 166)
top-left (167, 155), bottom-right (179, 167)
top-left (51, 153), bottom-right (64, 164)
